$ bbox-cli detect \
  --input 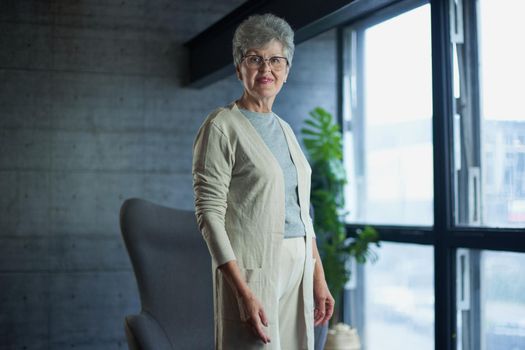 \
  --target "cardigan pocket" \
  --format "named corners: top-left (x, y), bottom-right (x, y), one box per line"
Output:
top-left (239, 267), bottom-right (262, 282)
top-left (217, 267), bottom-right (263, 321)
top-left (219, 319), bottom-right (278, 349)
